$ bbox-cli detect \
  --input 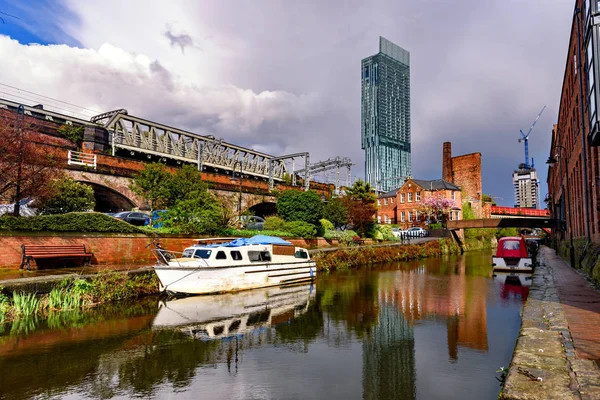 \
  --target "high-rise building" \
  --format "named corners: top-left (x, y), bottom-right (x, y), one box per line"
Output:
top-left (513, 165), bottom-right (539, 209)
top-left (361, 37), bottom-right (411, 193)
